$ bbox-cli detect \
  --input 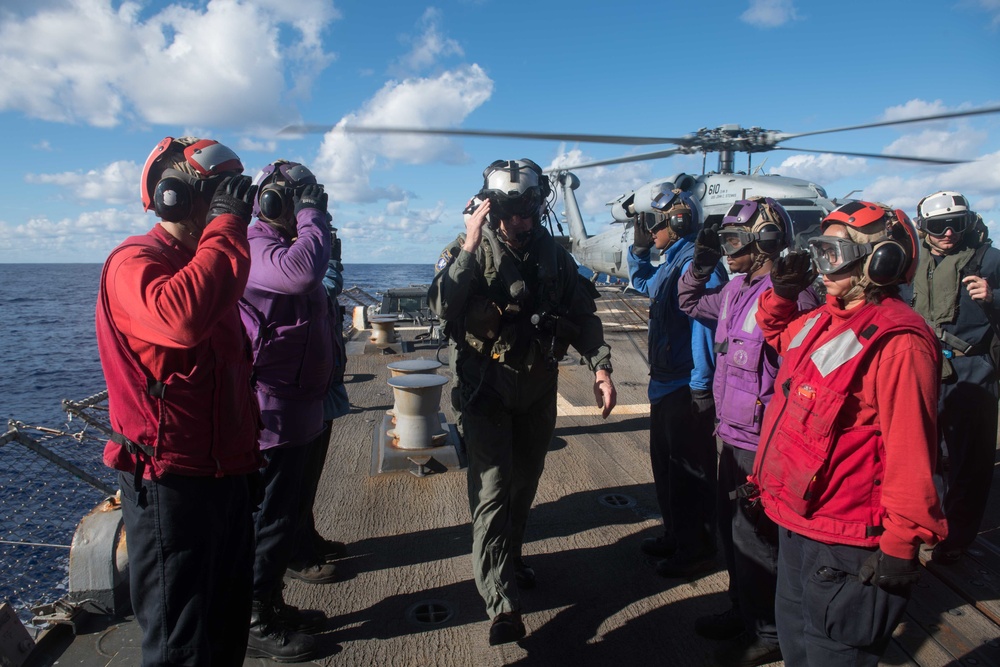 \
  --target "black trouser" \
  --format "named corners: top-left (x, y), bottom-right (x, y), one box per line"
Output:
top-left (253, 445), bottom-right (310, 600)
top-left (717, 443), bottom-right (779, 642)
top-left (649, 386), bottom-right (717, 558)
top-left (290, 422), bottom-right (334, 566)
top-left (119, 471), bottom-right (254, 667)
top-left (938, 373), bottom-right (999, 551)
top-left (776, 530), bottom-right (909, 667)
